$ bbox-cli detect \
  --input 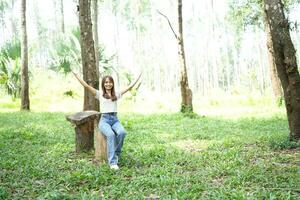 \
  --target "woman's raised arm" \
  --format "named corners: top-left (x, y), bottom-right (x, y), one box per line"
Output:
top-left (121, 72), bottom-right (142, 96)
top-left (72, 71), bottom-right (97, 96)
